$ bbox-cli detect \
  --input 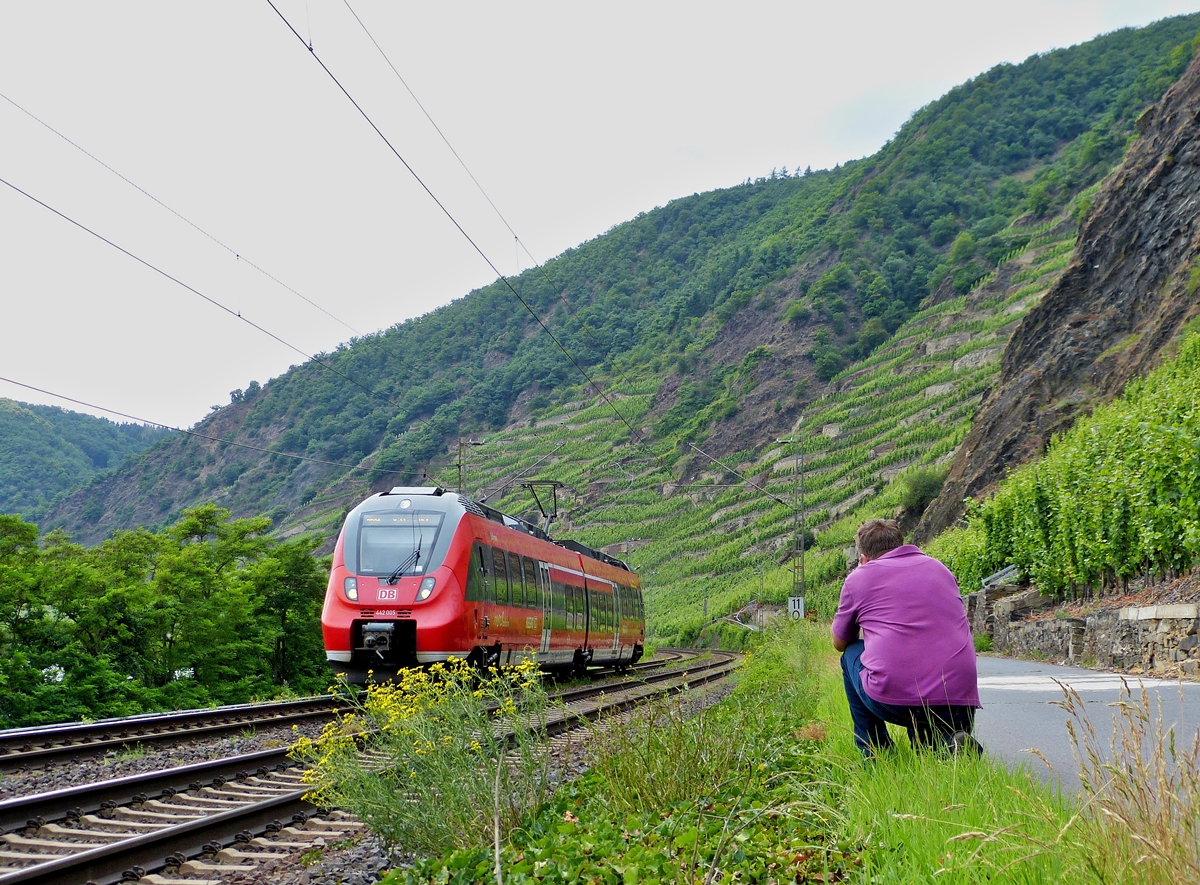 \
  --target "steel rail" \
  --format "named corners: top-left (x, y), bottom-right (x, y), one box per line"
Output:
top-left (0, 698), bottom-right (336, 773)
top-left (0, 654), bottom-right (695, 772)
top-left (0, 789), bottom-right (313, 885)
top-left (0, 747), bottom-right (293, 834)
